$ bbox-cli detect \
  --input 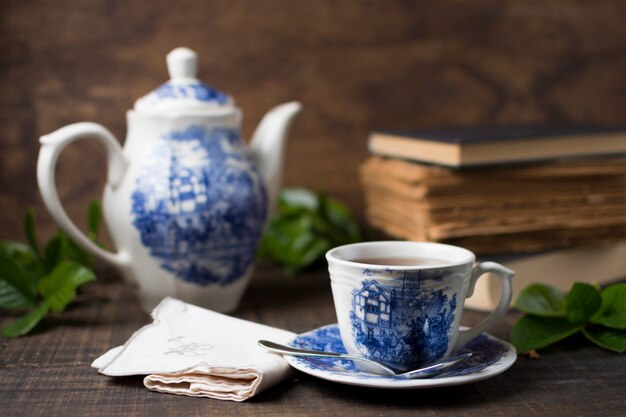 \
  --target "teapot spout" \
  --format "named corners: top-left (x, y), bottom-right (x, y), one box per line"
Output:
top-left (250, 101), bottom-right (301, 216)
